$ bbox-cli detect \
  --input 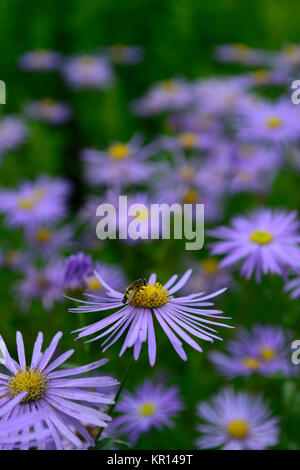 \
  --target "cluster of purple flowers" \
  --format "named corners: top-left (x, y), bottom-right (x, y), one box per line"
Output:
top-left (3, 39), bottom-right (300, 451)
